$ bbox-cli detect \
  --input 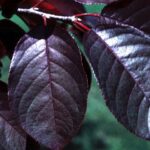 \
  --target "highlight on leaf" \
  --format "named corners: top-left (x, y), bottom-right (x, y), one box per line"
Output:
top-left (84, 0), bottom-right (150, 140)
